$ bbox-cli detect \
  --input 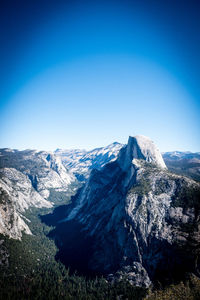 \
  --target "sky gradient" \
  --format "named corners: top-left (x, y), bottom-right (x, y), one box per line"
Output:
top-left (0, 0), bottom-right (200, 151)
